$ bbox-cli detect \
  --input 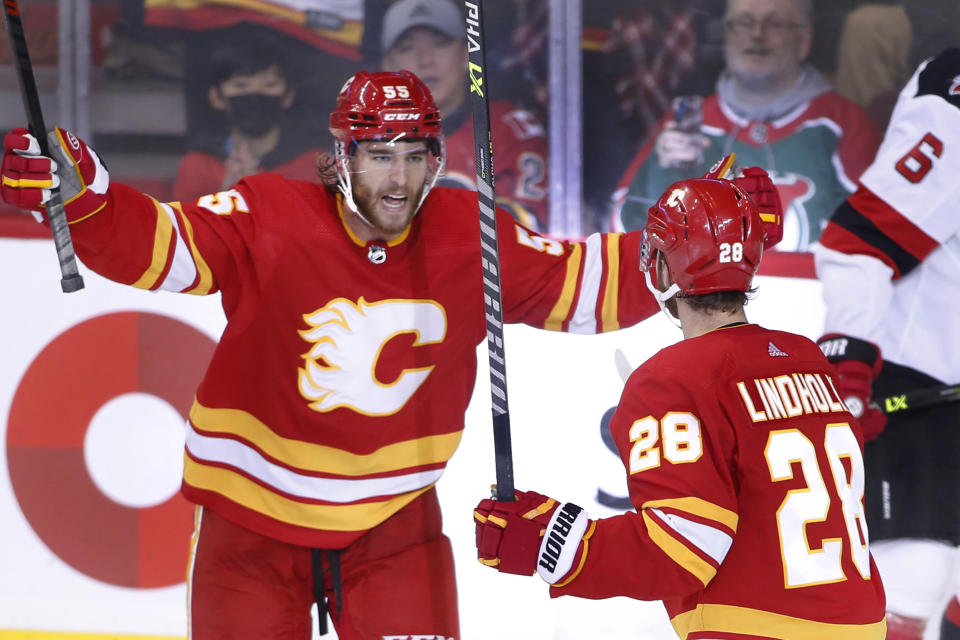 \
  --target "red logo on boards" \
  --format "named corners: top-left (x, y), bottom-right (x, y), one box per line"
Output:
top-left (7, 312), bottom-right (215, 588)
